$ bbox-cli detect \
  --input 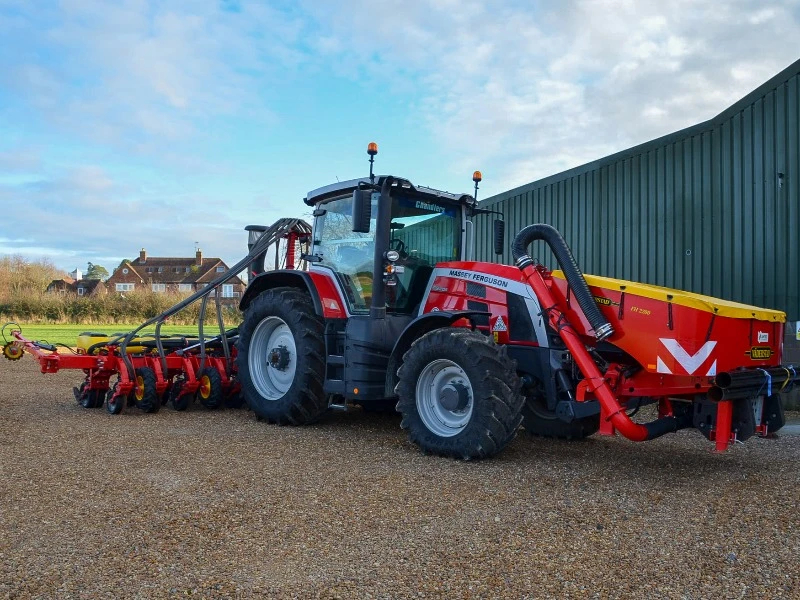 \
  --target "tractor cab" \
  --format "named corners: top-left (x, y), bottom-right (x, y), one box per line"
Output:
top-left (236, 144), bottom-right (494, 407)
top-left (304, 176), bottom-right (476, 317)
